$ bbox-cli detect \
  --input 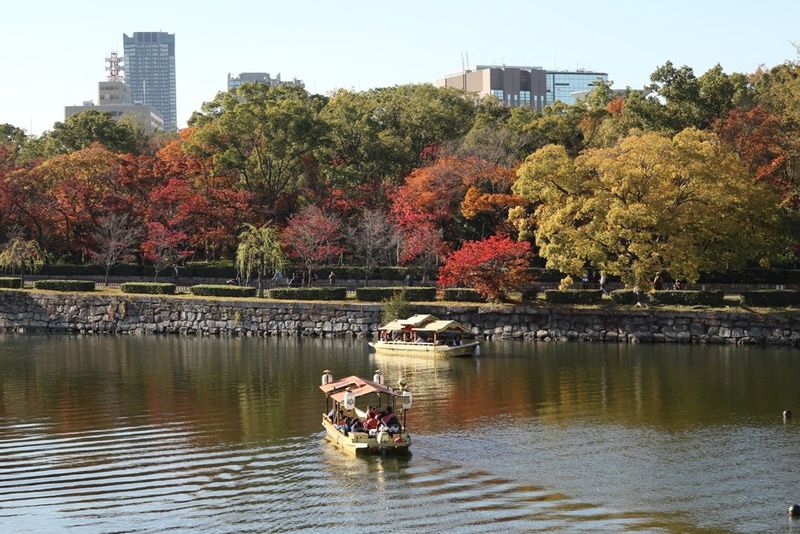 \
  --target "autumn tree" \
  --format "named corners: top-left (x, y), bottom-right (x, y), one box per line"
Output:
top-left (397, 222), bottom-right (449, 281)
top-left (235, 224), bottom-right (285, 297)
top-left (89, 214), bottom-right (142, 286)
top-left (282, 206), bottom-right (344, 285)
top-left (346, 209), bottom-right (400, 283)
top-left (0, 144), bottom-right (121, 260)
top-left (141, 222), bottom-right (190, 282)
top-left (437, 235), bottom-right (534, 302)
top-left (513, 129), bottom-right (789, 289)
